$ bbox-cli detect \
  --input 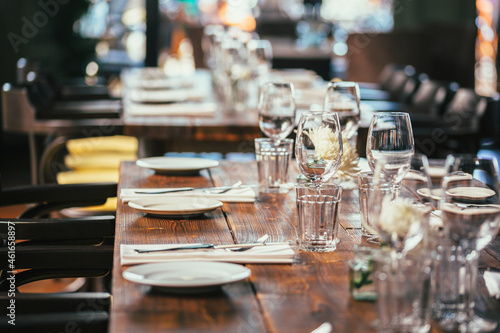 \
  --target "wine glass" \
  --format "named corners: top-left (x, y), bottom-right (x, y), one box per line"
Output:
top-left (369, 153), bottom-right (432, 257)
top-left (247, 39), bottom-right (273, 77)
top-left (258, 82), bottom-right (296, 143)
top-left (438, 155), bottom-right (500, 332)
top-left (324, 81), bottom-right (361, 190)
top-left (324, 81), bottom-right (361, 147)
top-left (295, 111), bottom-right (343, 191)
top-left (366, 112), bottom-right (414, 191)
